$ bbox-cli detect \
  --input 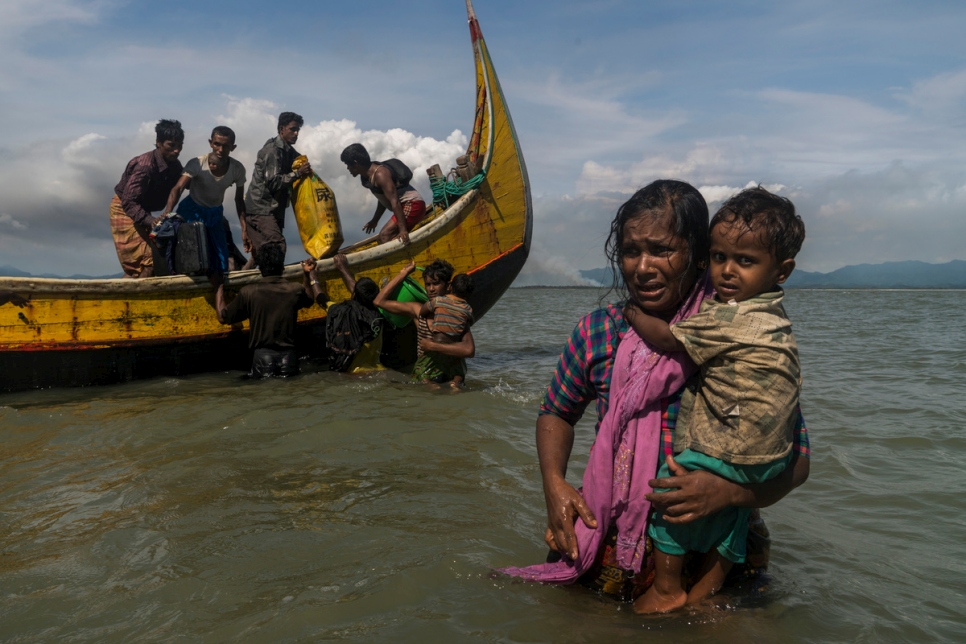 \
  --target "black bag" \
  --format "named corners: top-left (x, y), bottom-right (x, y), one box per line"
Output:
top-left (325, 300), bottom-right (382, 372)
top-left (379, 159), bottom-right (414, 187)
top-left (174, 221), bottom-right (210, 276)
